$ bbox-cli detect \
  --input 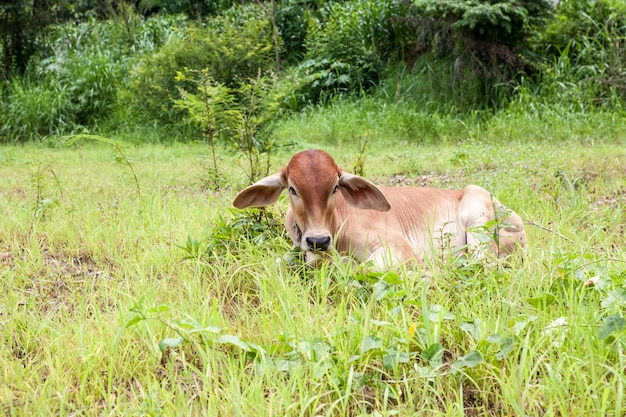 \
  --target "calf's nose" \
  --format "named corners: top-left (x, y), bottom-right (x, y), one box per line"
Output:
top-left (306, 236), bottom-right (331, 251)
